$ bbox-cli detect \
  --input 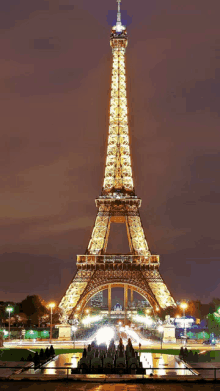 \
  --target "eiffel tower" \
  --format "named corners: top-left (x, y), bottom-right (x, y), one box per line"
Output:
top-left (59, 0), bottom-right (176, 324)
